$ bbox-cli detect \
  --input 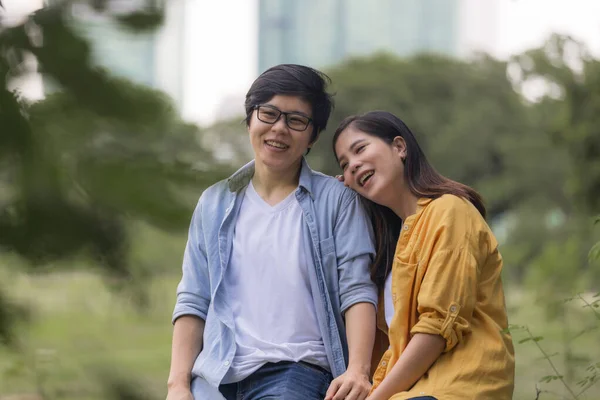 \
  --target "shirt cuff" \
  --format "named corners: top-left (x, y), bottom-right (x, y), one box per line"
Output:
top-left (410, 302), bottom-right (470, 352)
